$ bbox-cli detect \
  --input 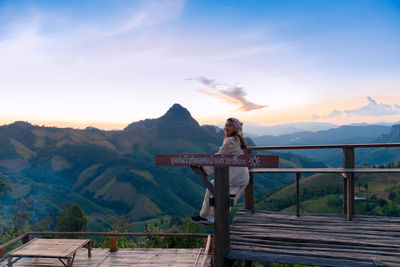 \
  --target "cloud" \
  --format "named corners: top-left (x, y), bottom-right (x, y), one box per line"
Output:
top-left (187, 76), bottom-right (267, 111)
top-left (0, 0), bottom-right (185, 60)
top-left (312, 97), bottom-right (400, 120)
